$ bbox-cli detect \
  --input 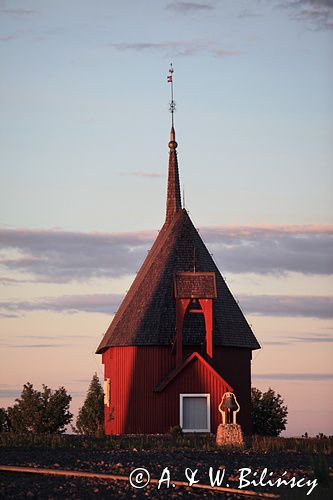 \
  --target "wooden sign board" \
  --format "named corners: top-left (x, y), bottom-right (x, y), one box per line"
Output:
top-left (174, 272), bottom-right (217, 299)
